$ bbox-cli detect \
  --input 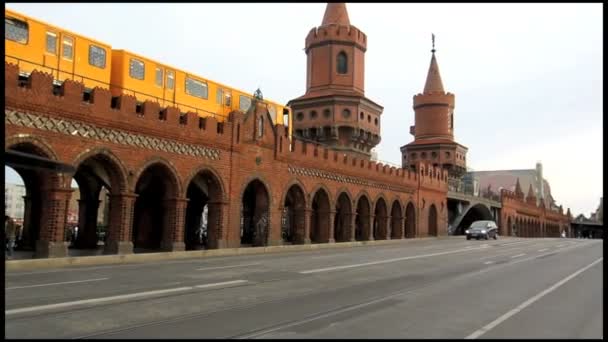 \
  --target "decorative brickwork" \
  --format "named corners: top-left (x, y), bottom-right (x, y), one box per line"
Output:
top-left (5, 109), bottom-right (221, 160)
